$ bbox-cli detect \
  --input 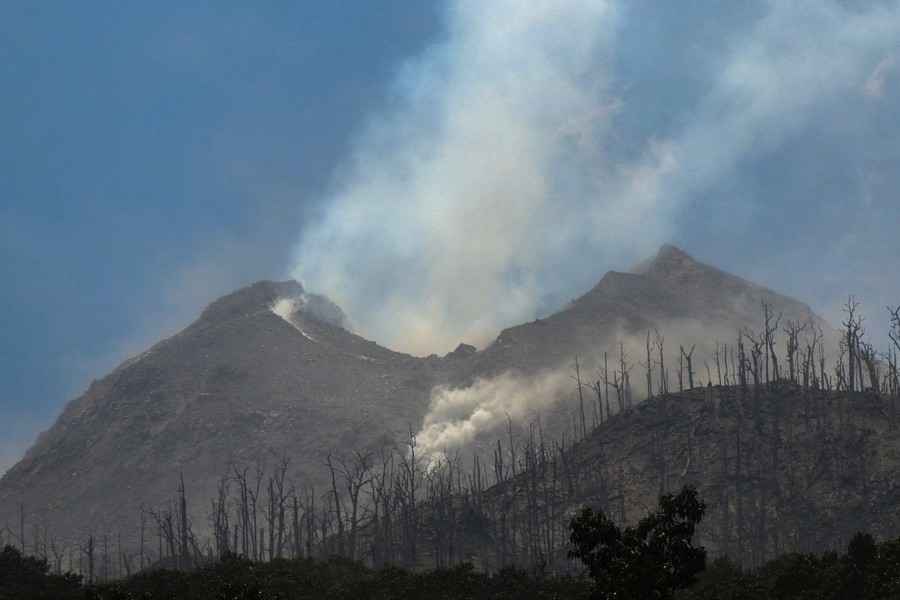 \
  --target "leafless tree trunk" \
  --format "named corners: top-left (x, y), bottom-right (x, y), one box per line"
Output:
top-left (178, 473), bottom-right (190, 568)
top-left (81, 535), bottom-right (95, 585)
top-left (783, 320), bottom-right (806, 385)
top-left (18, 502), bottom-right (25, 554)
top-left (139, 504), bottom-right (146, 570)
top-left (762, 302), bottom-right (783, 385)
top-left (604, 352), bottom-right (611, 418)
top-left (646, 331), bottom-right (654, 399)
top-left (843, 296), bottom-right (863, 393)
top-left (715, 342), bottom-right (723, 386)
top-left (326, 453), bottom-right (346, 557)
top-left (572, 356), bottom-right (587, 439)
top-left (340, 450), bottom-right (373, 561)
top-left (681, 345), bottom-right (696, 390)
top-left (654, 329), bottom-right (667, 395)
